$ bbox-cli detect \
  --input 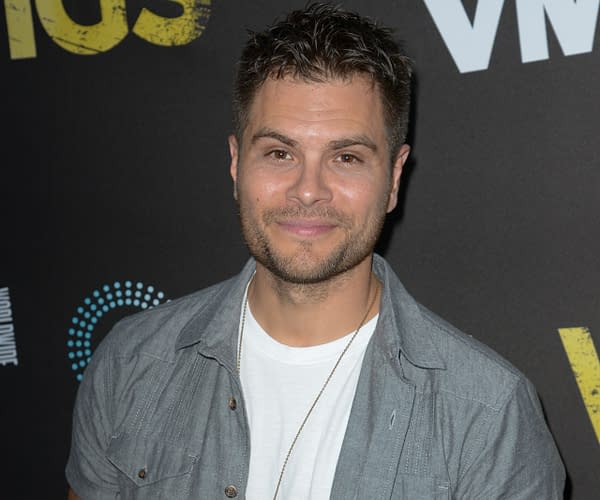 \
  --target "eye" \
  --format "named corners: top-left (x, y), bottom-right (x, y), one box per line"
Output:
top-left (335, 152), bottom-right (362, 164)
top-left (267, 149), bottom-right (292, 161)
